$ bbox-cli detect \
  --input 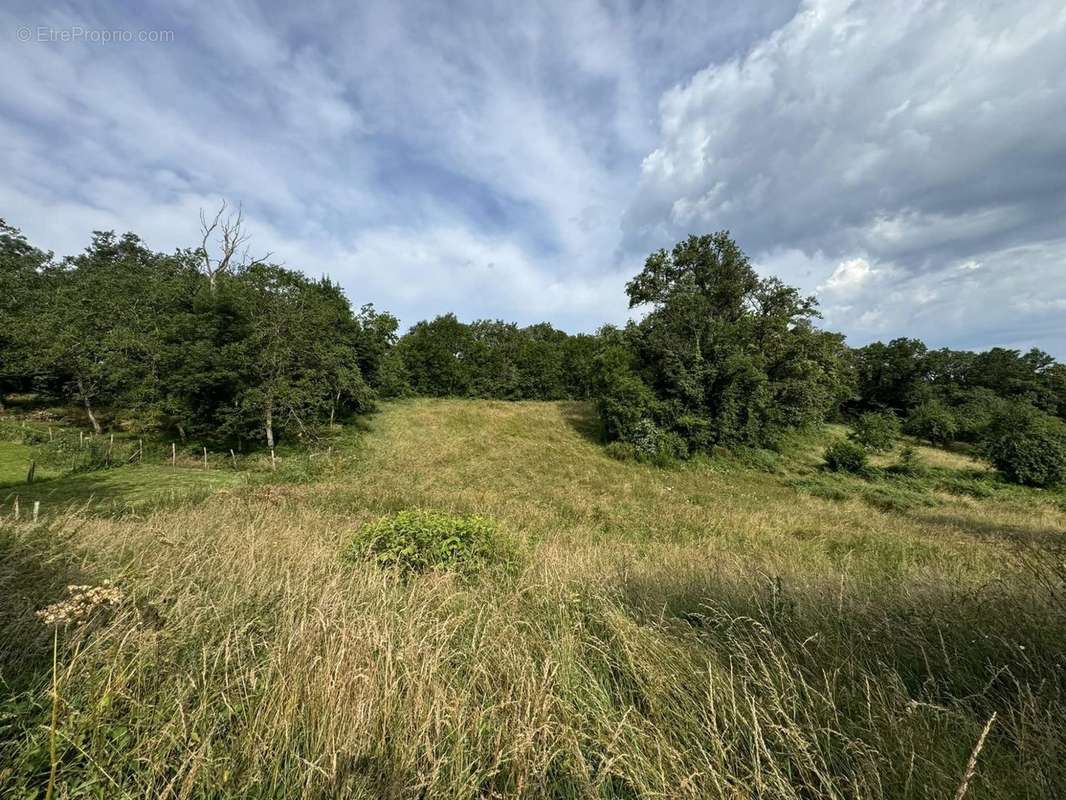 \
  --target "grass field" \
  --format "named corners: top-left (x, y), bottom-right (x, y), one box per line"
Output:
top-left (2, 400), bottom-right (1065, 798)
top-left (0, 444), bottom-right (243, 517)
